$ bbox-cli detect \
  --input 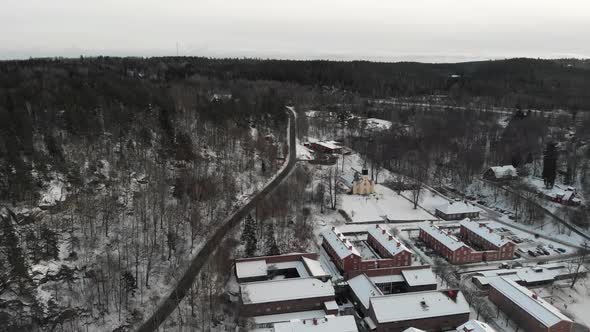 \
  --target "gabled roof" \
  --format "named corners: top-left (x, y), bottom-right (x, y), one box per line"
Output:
top-left (436, 201), bottom-right (481, 215)
top-left (347, 274), bottom-right (383, 310)
top-left (456, 319), bottom-right (497, 332)
top-left (460, 219), bottom-right (512, 247)
top-left (488, 277), bottom-right (572, 327)
top-left (369, 290), bottom-right (470, 323)
top-left (240, 278), bottom-right (334, 304)
top-left (403, 328), bottom-right (426, 332)
top-left (322, 228), bottom-right (360, 259)
top-left (367, 225), bottom-right (411, 257)
top-left (419, 223), bottom-right (467, 251)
